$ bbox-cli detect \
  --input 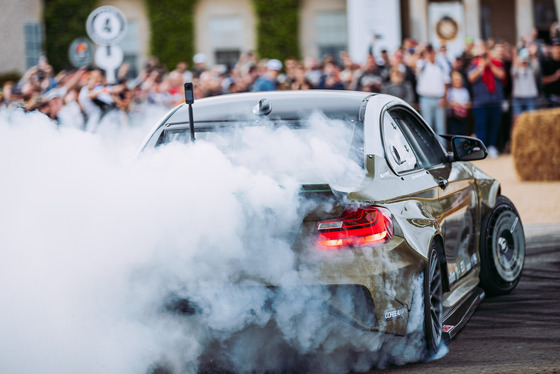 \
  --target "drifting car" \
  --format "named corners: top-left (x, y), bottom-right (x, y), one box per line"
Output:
top-left (139, 90), bottom-right (525, 355)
